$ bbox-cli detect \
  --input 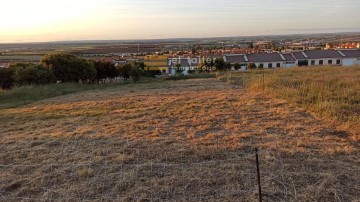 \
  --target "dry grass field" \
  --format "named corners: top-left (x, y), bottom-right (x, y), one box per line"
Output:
top-left (0, 78), bottom-right (359, 201)
top-left (224, 66), bottom-right (360, 140)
